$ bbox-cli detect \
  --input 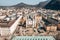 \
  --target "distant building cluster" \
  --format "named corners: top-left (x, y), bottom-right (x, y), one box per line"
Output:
top-left (0, 8), bottom-right (60, 40)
